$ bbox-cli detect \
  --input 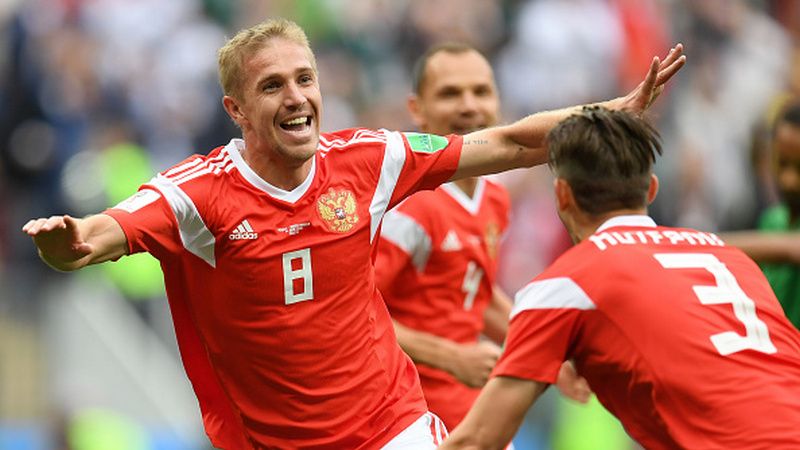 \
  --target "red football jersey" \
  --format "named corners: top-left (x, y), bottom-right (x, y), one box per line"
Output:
top-left (495, 215), bottom-right (800, 450)
top-left (104, 129), bottom-right (462, 449)
top-left (376, 178), bottom-right (510, 429)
